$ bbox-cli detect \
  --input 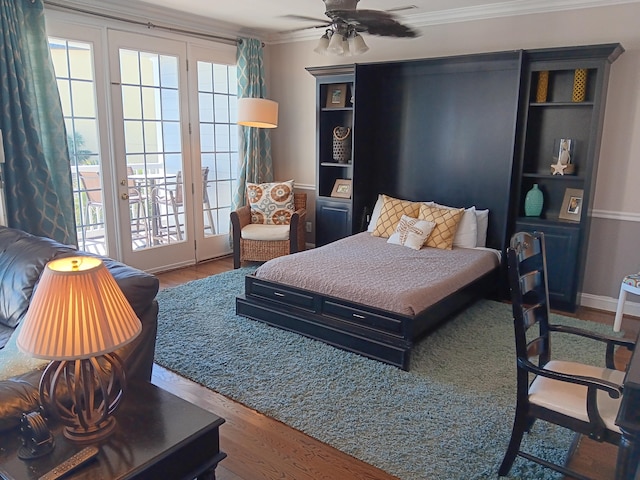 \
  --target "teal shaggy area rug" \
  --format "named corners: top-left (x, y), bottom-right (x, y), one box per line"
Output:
top-left (154, 268), bottom-right (617, 480)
